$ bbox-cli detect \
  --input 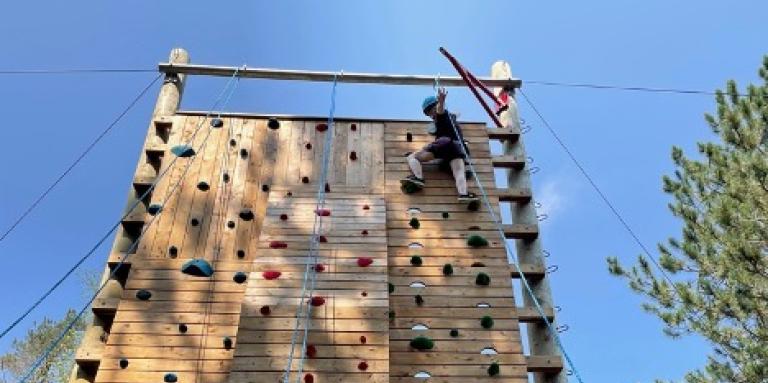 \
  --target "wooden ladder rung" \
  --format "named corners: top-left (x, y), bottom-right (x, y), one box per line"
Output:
top-left (526, 355), bottom-right (564, 373)
top-left (510, 263), bottom-right (545, 280)
top-left (497, 187), bottom-right (532, 203)
top-left (486, 127), bottom-right (520, 141)
top-left (491, 155), bottom-right (526, 169)
top-left (502, 223), bottom-right (539, 240)
top-left (517, 306), bottom-right (555, 323)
